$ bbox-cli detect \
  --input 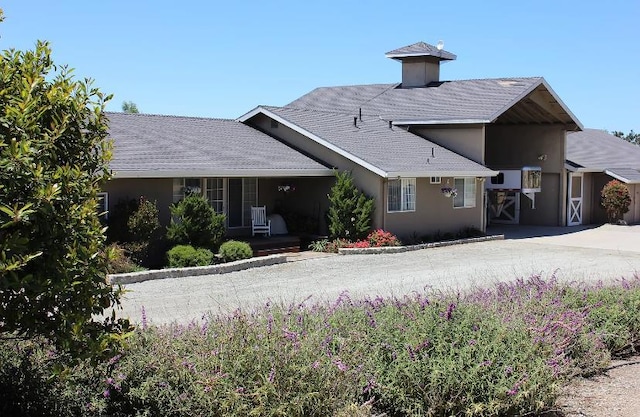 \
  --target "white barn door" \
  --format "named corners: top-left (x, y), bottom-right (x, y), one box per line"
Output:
top-left (567, 173), bottom-right (583, 226)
